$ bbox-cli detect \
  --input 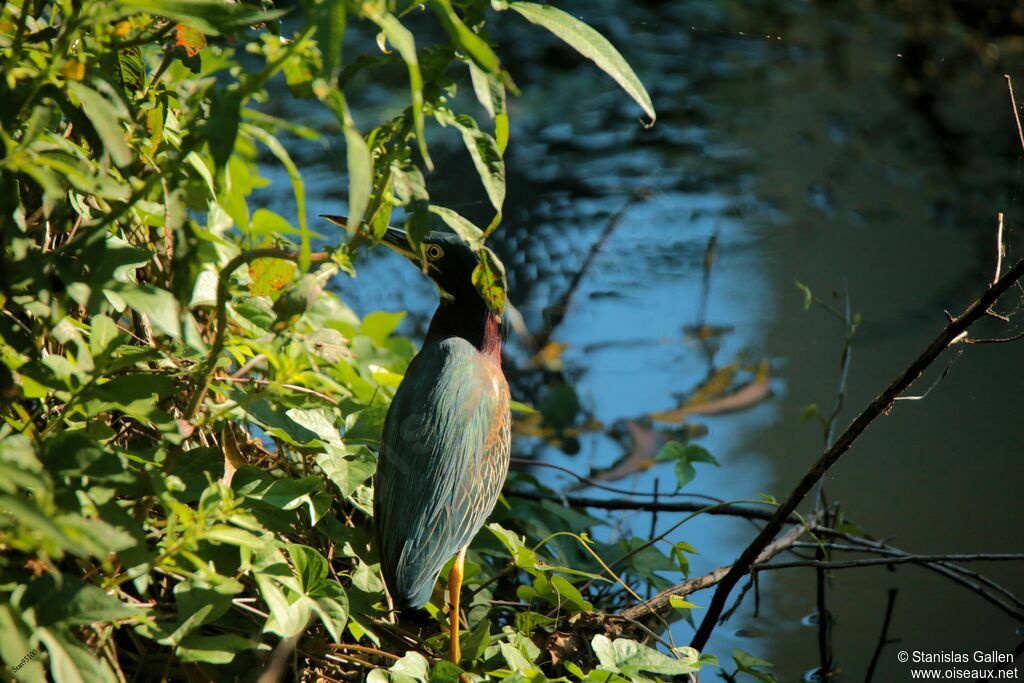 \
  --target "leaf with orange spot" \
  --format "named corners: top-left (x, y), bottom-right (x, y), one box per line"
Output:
top-left (175, 24), bottom-right (206, 58)
top-left (248, 258), bottom-right (296, 297)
